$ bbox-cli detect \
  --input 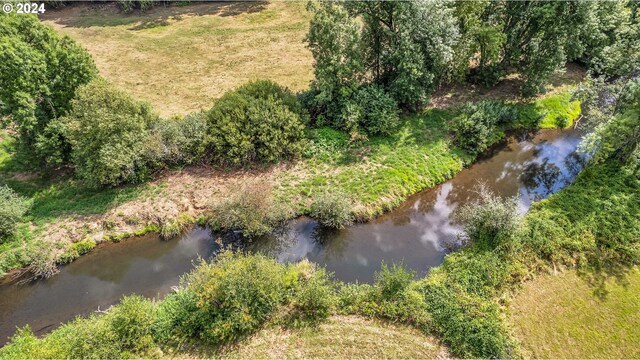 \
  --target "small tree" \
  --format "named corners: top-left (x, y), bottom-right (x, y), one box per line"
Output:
top-left (61, 79), bottom-right (157, 187)
top-left (205, 80), bottom-right (307, 166)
